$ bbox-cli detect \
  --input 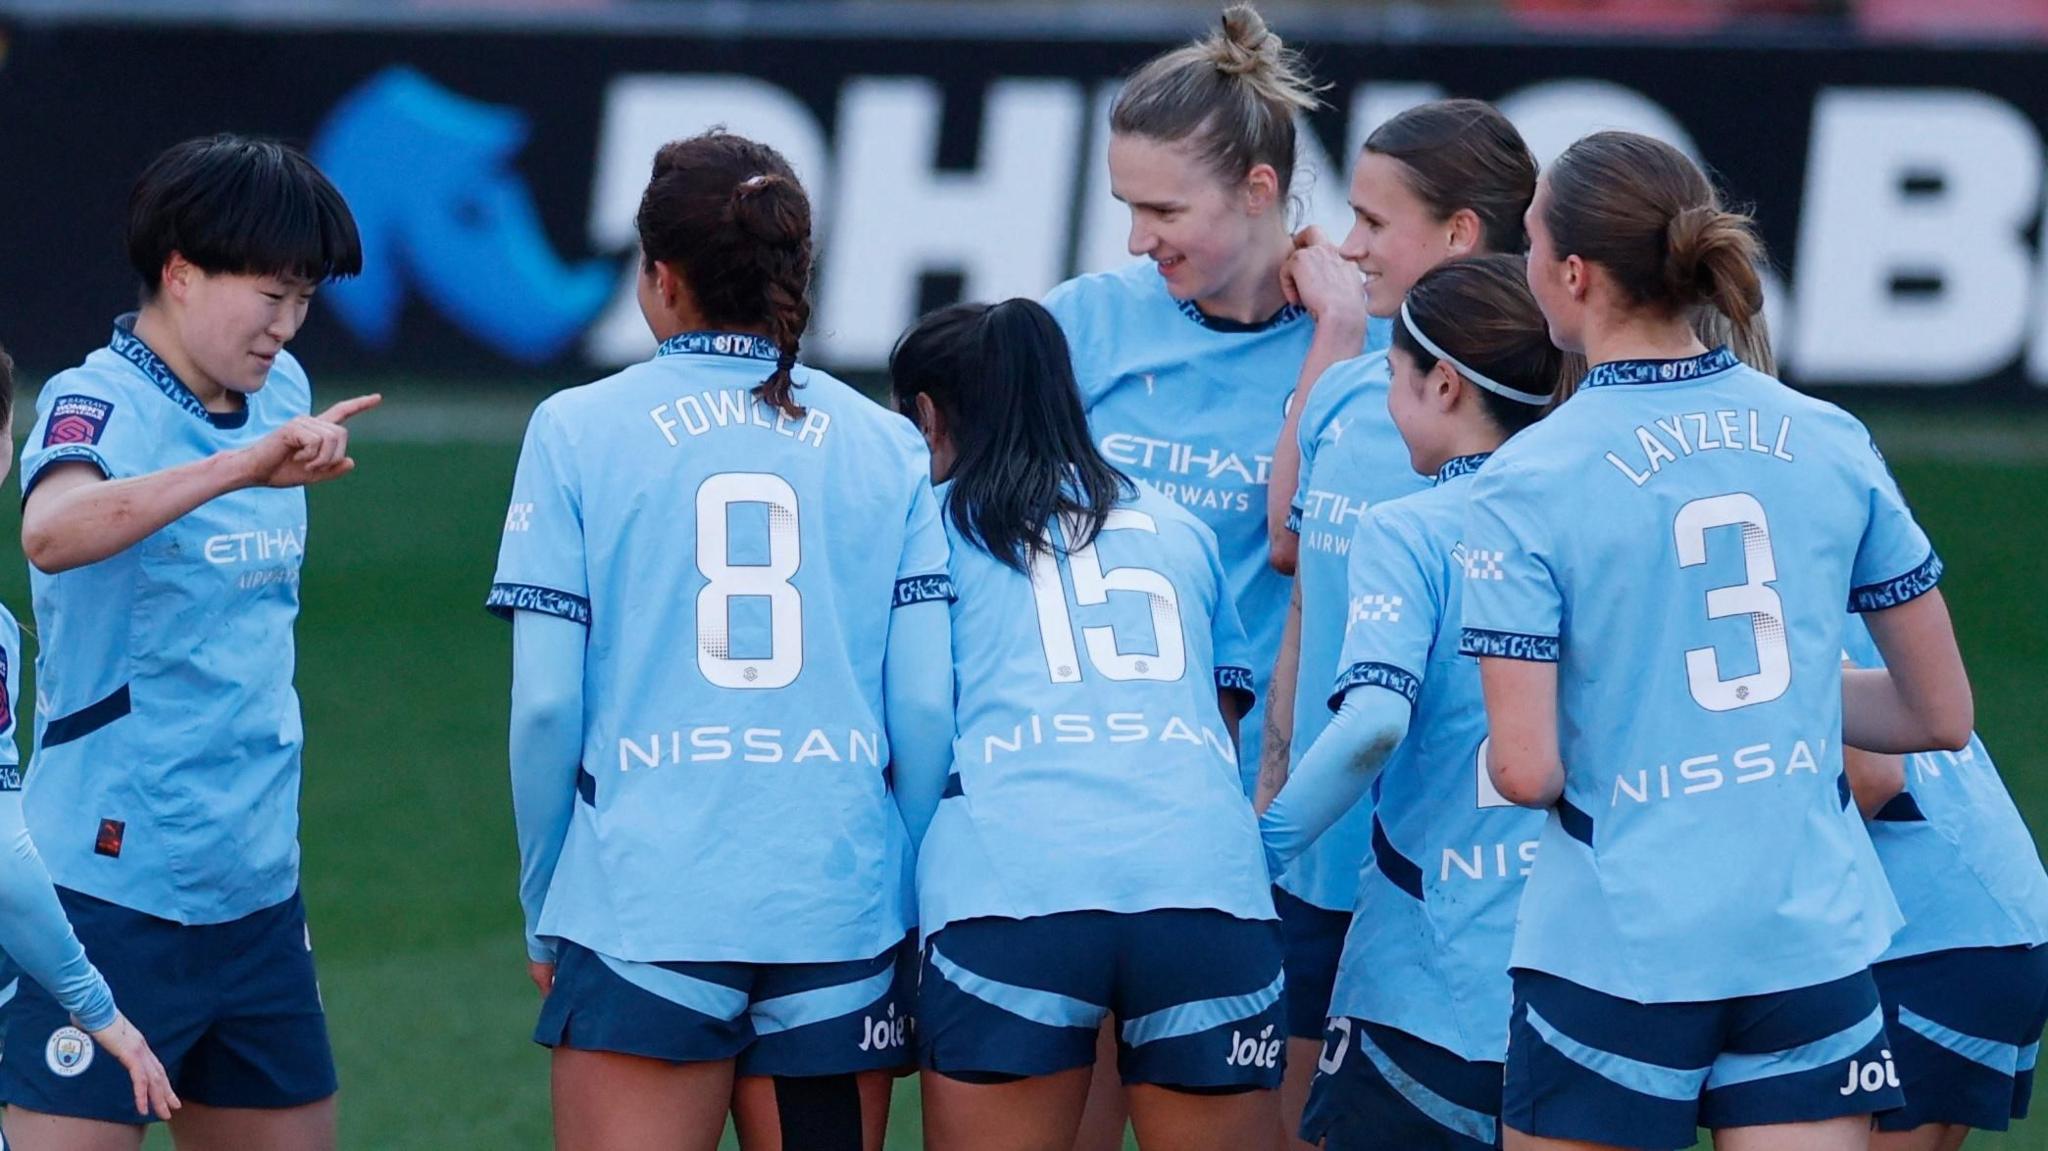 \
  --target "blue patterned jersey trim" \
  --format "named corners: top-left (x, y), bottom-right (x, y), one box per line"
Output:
top-left (1434, 452), bottom-right (1492, 484)
top-left (1284, 505), bottom-right (1302, 534)
top-left (656, 330), bottom-right (783, 362)
top-left (1849, 551), bottom-right (1943, 613)
top-left (1330, 660), bottom-right (1422, 708)
top-left (486, 582), bottom-right (593, 626)
top-left (1580, 345), bottom-right (1740, 390)
top-left (1458, 628), bottom-right (1560, 663)
top-left (892, 574), bottom-right (957, 608)
top-left (1175, 297), bottom-right (1307, 334)
top-left (109, 313), bottom-right (249, 428)
top-left (1216, 666), bottom-right (1255, 696)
